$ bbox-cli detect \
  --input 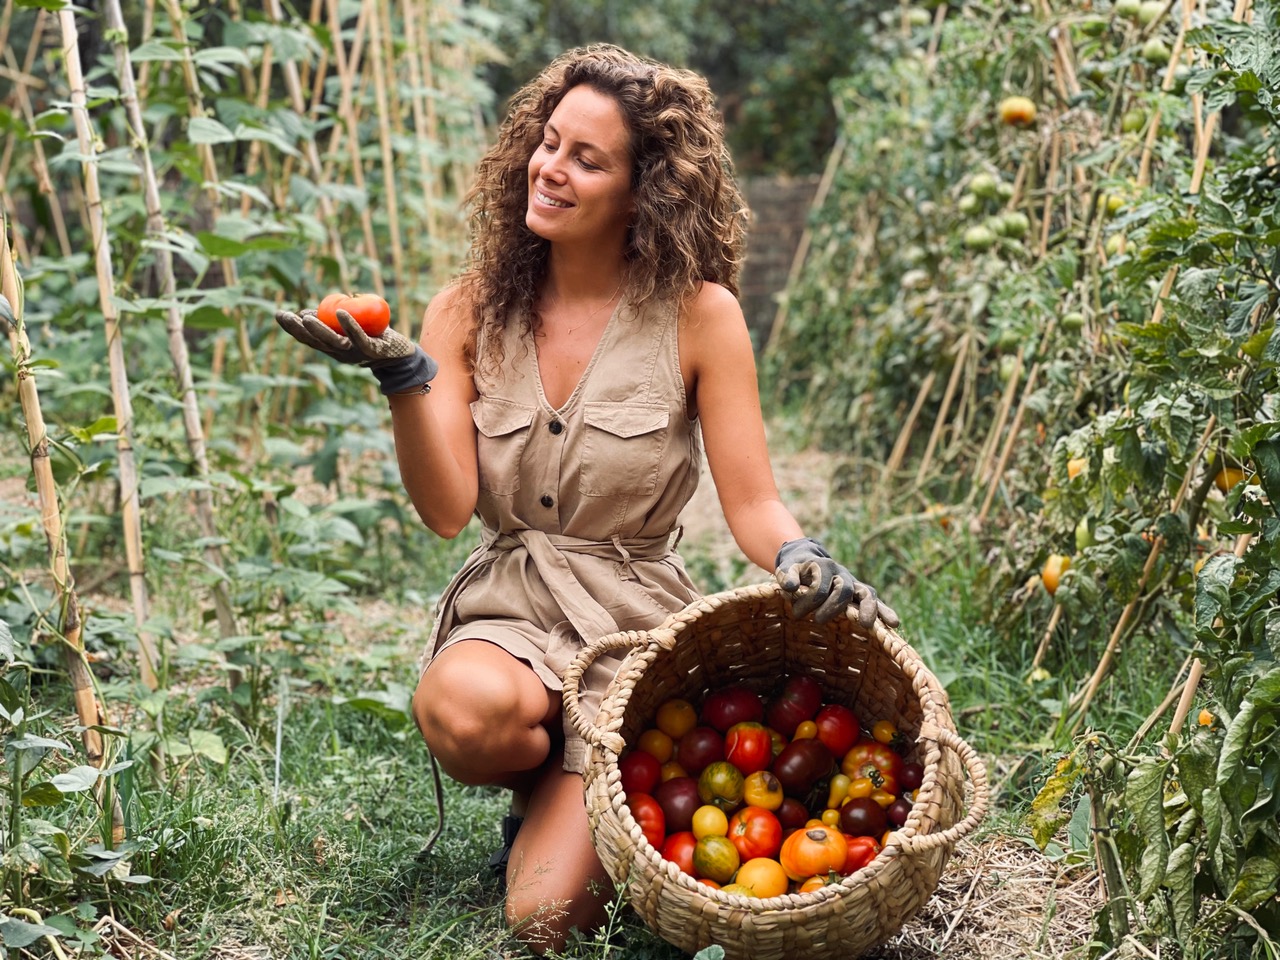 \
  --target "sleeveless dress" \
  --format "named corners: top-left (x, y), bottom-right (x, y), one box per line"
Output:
top-left (418, 295), bottom-right (703, 773)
